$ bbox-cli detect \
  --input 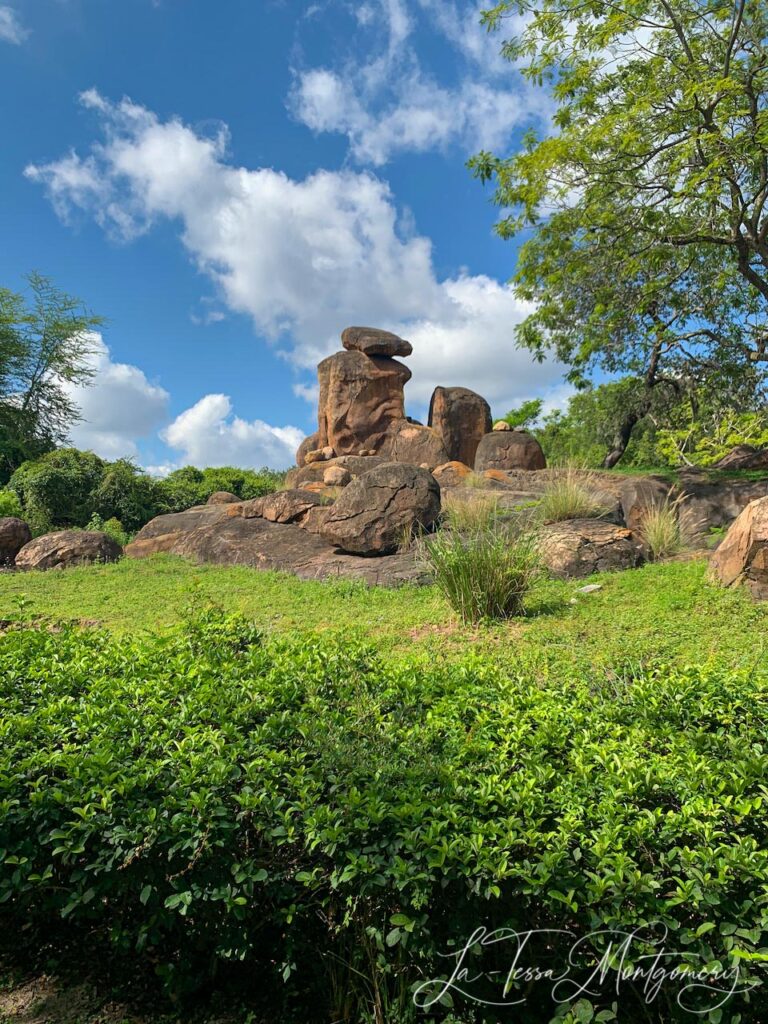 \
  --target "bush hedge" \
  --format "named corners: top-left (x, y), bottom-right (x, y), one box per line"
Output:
top-left (7, 449), bottom-right (285, 534)
top-left (1, 615), bottom-right (767, 1022)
